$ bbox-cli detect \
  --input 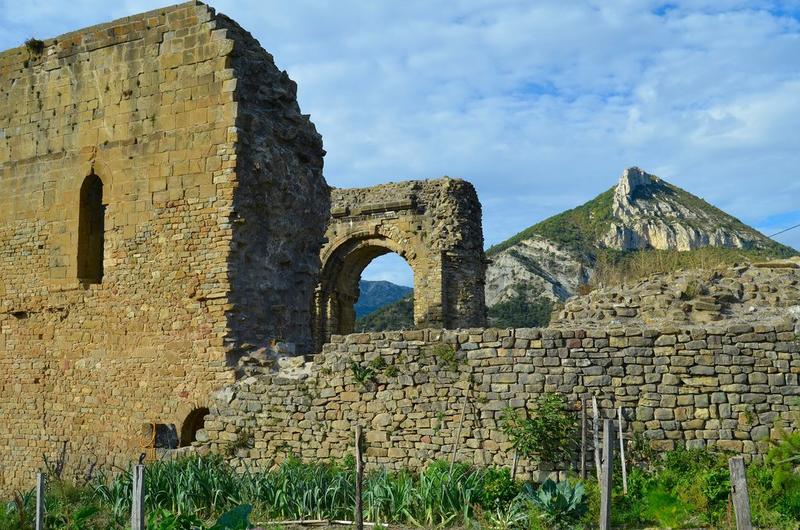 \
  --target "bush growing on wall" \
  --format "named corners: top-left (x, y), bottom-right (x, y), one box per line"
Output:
top-left (500, 393), bottom-right (578, 466)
